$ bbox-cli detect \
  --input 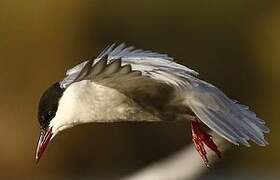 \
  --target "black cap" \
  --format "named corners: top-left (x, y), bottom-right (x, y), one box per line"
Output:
top-left (38, 82), bottom-right (65, 130)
